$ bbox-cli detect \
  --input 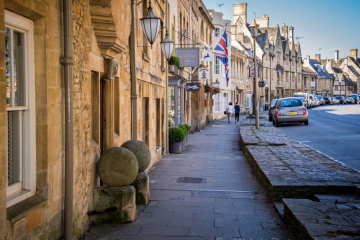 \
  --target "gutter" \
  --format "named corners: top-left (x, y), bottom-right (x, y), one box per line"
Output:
top-left (60, 0), bottom-right (74, 239)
